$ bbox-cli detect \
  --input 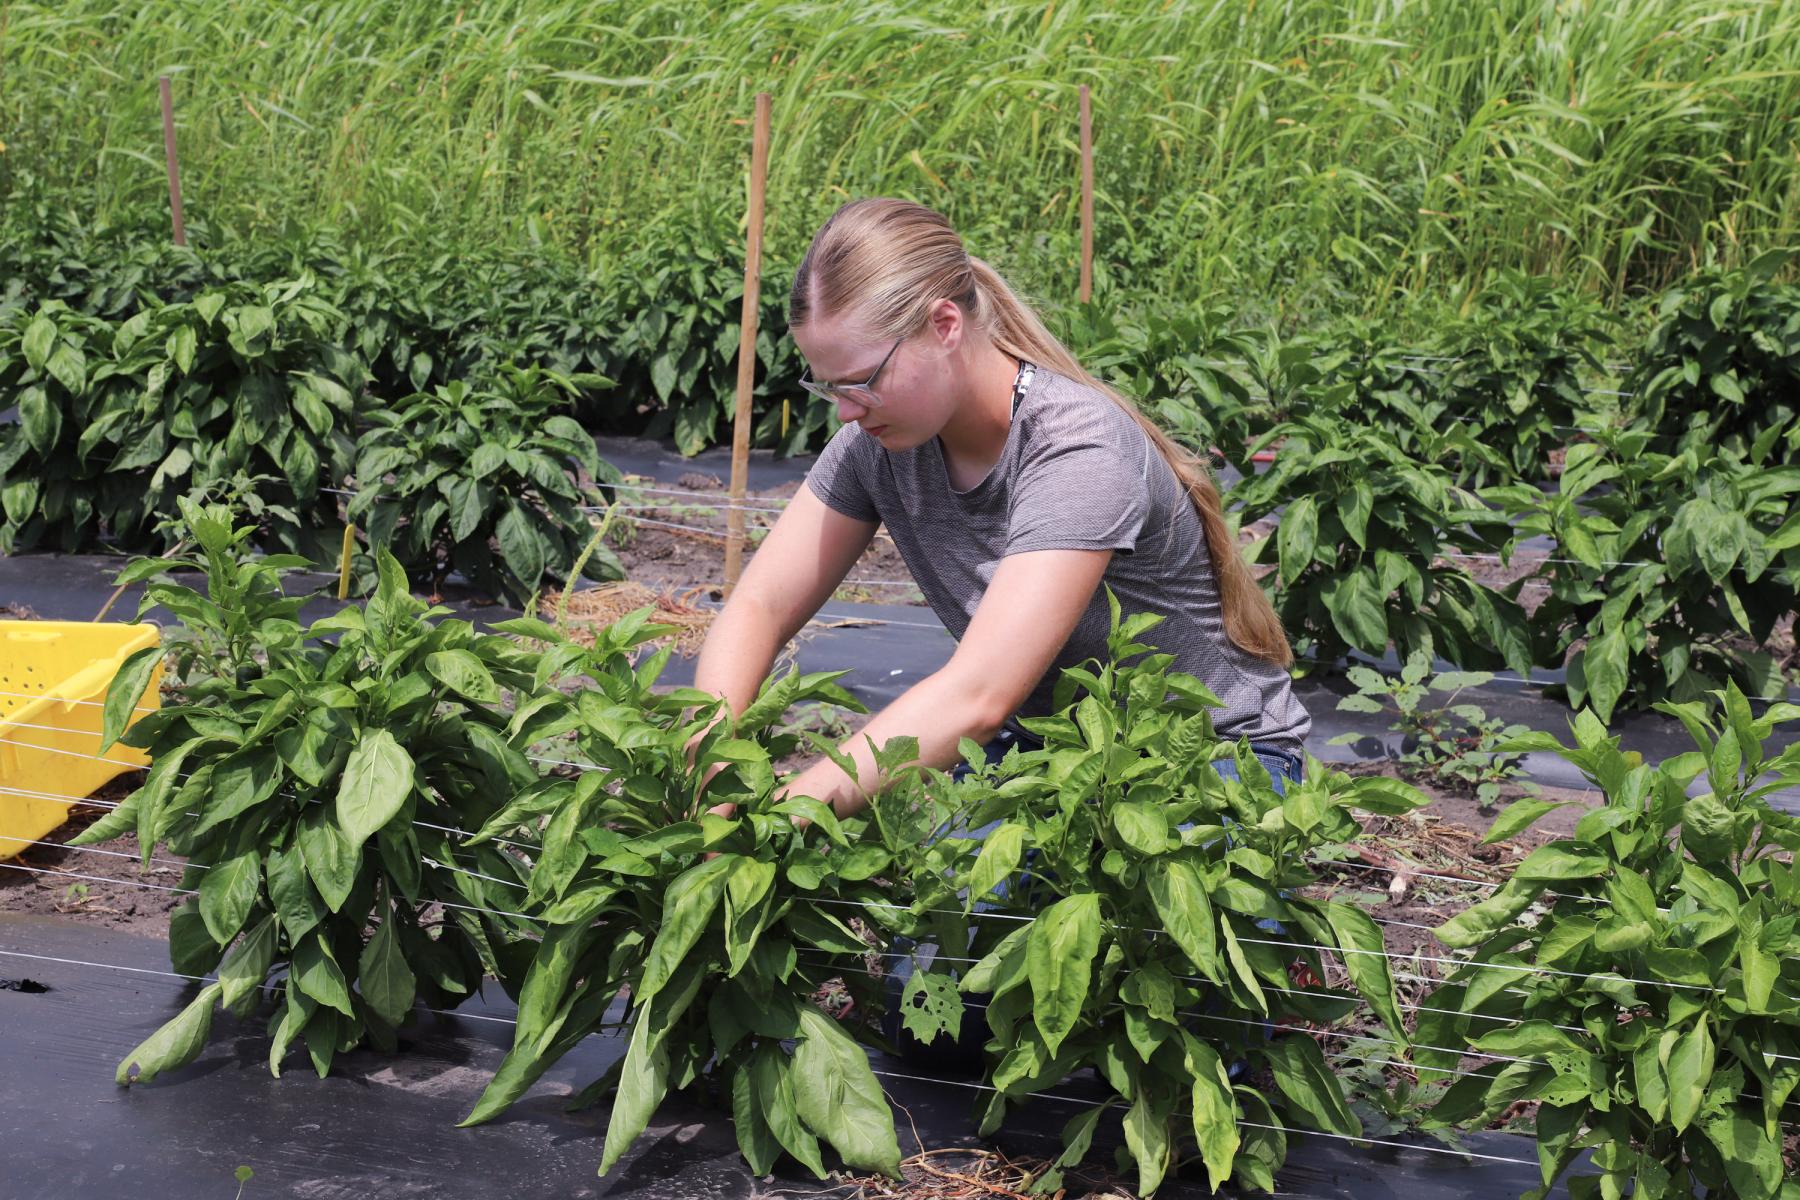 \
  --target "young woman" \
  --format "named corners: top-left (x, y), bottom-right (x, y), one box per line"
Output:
top-left (694, 198), bottom-right (1309, 817)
